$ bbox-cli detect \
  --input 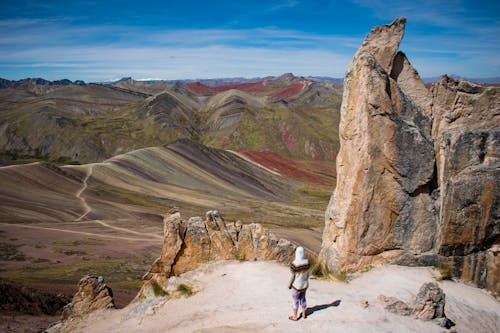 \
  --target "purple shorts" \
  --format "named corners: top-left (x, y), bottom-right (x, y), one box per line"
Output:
top-left (292, 288), bottom-right (307, 310)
